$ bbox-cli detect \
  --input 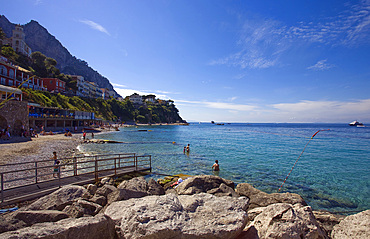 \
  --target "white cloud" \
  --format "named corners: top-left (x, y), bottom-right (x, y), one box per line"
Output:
top-left (211, 1), bottom-right (370, 70)
top-left (177, 98), bottom-right (370, 123)
top-left (113, 86), bottom-right (170, 100)
top-left (112, 83), bottom-right (127, 88)
top-left (79, 19), bottom-right (110, 36)
top-left (175, 99), bottom-right (257, 112)
top-left (307, 59), bottom-right (335, 71)
top-left (271, 99), bottom-right (370, 122)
